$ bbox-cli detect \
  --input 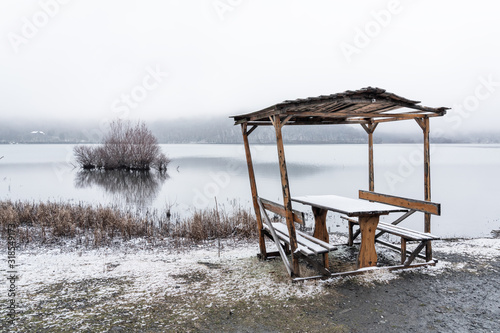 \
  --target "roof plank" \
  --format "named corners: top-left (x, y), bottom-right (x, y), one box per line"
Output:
top-left (231, 87), bottom-right (448, 126)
